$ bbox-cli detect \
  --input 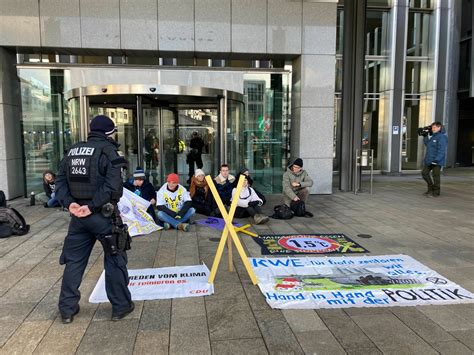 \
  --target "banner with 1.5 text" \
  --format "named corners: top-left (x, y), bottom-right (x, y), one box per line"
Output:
top-left (89, 264), bottom-right (214, 303)
top-left (251, 254), bottom-right (474, 309)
